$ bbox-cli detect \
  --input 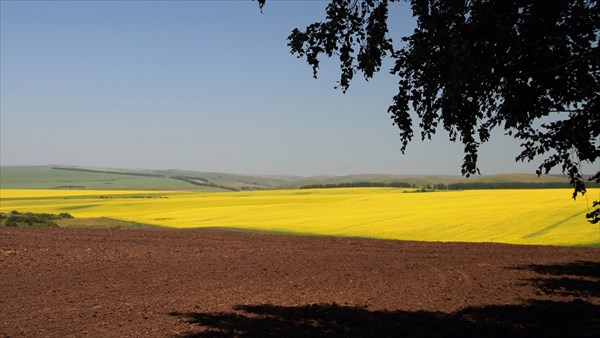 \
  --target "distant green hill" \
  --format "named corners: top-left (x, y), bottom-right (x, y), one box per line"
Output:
top-left (0, 166), bottom-right (220, 191)
top-left (0, 165), bottom-right (575, 191)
